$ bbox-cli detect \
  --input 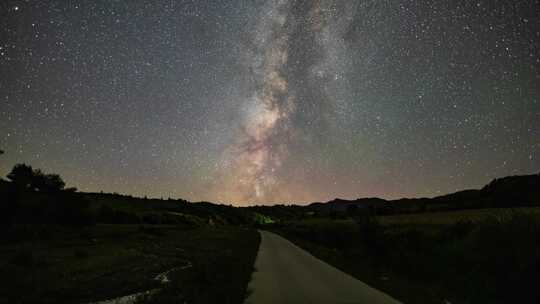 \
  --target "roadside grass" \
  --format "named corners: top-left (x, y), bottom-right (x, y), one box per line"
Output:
top-left (378, 206), bottom-right (540, 226)
top-left (0, 225), bottom-right (259, 304)
top-left (140, 227), bottom-right (260, 304)
top-left (272, 207), bottom-right (540, 304)
top-left (289, 206), bottom-right (540, 228)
